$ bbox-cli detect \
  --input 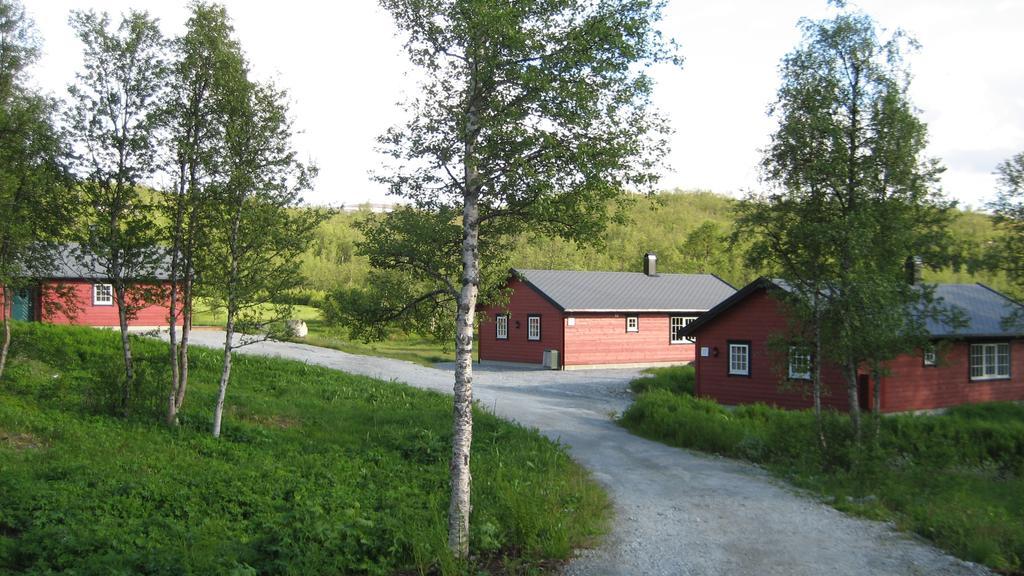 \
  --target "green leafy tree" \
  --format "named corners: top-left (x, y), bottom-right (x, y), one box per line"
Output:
top-left (207, 79), bottom-right (323, 439)
top-left (736, 8), bottom-right (953, 439)
top-left (352, 0), bottom-right (678, 558)
top-left (65, 9), bottom-right (169, 413)
top-left (989, 151), bottom-right (1024, 313)
top-left (0, 0), bottom-right (74, 379)
top-left (163, 1), bottom-right (248, 426)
